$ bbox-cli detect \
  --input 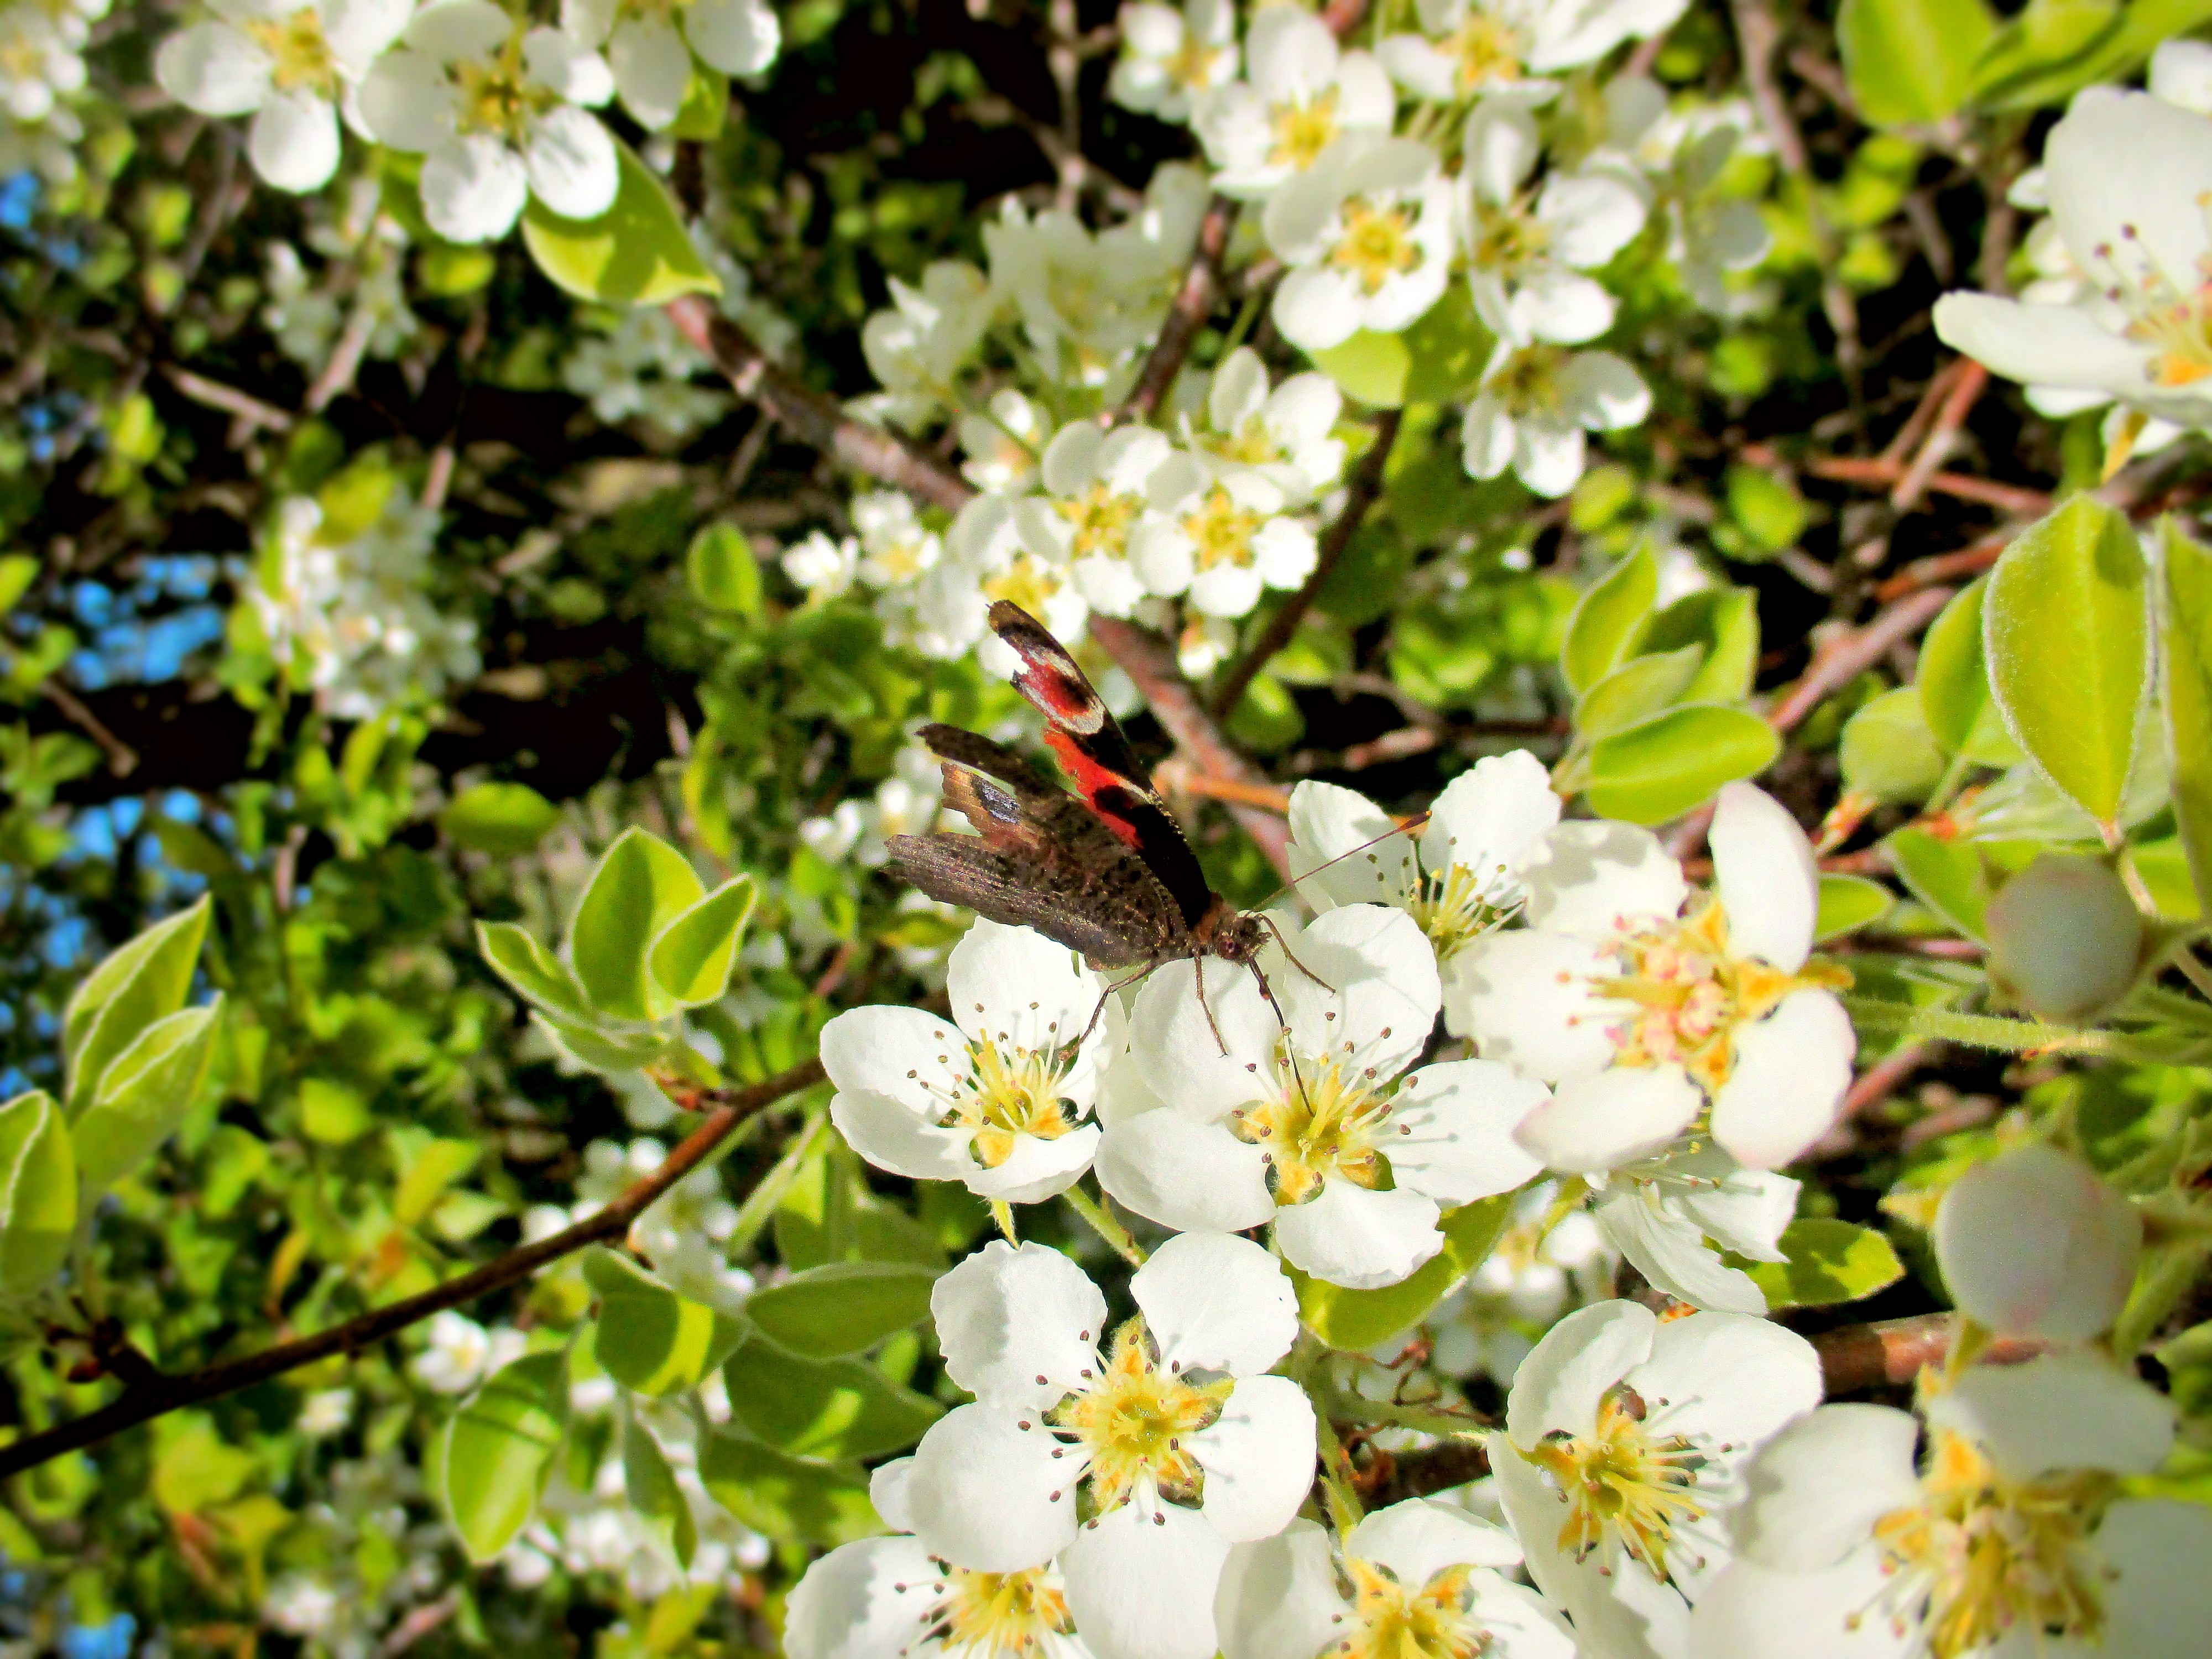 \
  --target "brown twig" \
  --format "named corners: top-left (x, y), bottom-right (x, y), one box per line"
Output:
top-left (1805, 456), bottom-right (2051, 517)
top-left (40, 677), bottom-right (139, 776)
top-left (162, 366), bottom-right (294, 438)
top-left (1119, 196), bottom-right (1239, 425)
top-left (0, 1059), bottom-right (826, 1482)
top-left (1872, 534), bottom-right (2010, 602)
top-left (1212, 409), bottom-right (1402, 719)
top-left (1765, 587), bottom-right (1955, 734)
top-left (1891, 362), bottom-right (1988, 512)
